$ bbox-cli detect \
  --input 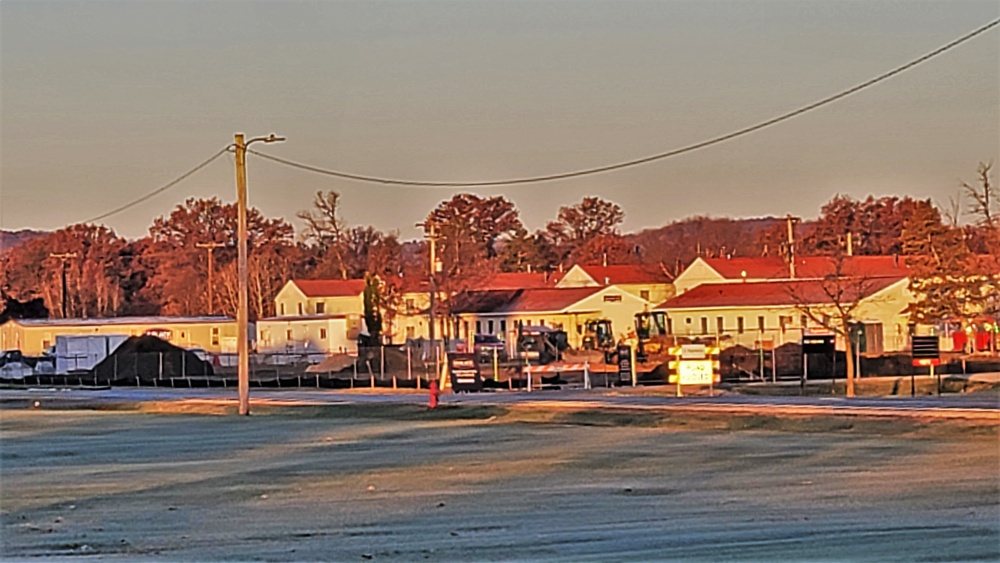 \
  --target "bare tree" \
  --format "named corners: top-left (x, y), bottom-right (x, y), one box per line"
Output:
top-left (942, 193), bottom-right (963, 228)
top-left (786, 253), bottom-right (897, 397)
top-left (297, 191), bottom-right (349, 279)
top-left (963, 162), bottom-right (996, 228)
